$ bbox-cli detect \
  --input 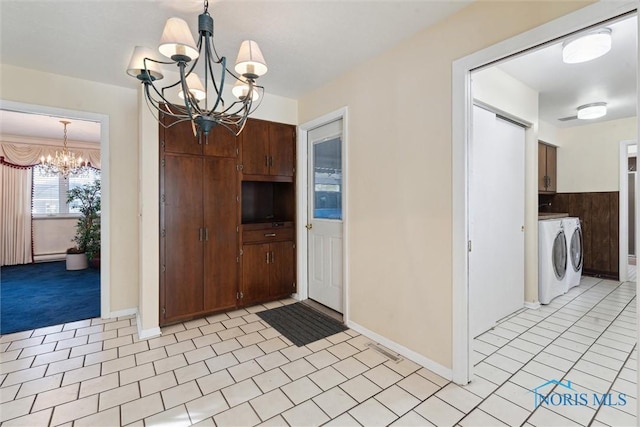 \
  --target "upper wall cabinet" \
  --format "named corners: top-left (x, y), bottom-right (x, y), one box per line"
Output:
top-left (241, 119), bottom-right (295, 180)
top-left (161, 113), bottom-right (237, 158)
top-left (538, 142), bottom-right (557, 194)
